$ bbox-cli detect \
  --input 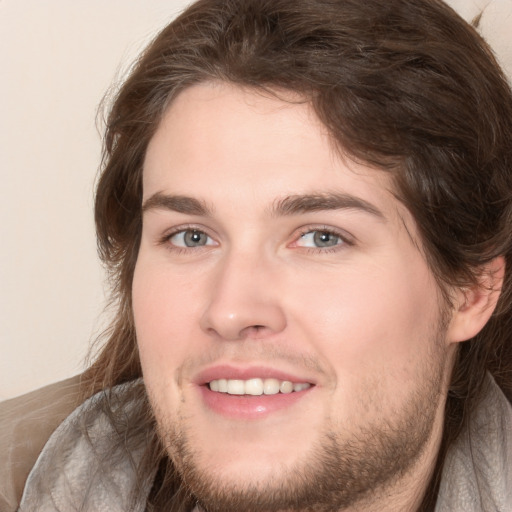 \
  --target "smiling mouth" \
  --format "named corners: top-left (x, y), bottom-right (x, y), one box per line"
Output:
top-left (208, 378), bottom-right (312, 396)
